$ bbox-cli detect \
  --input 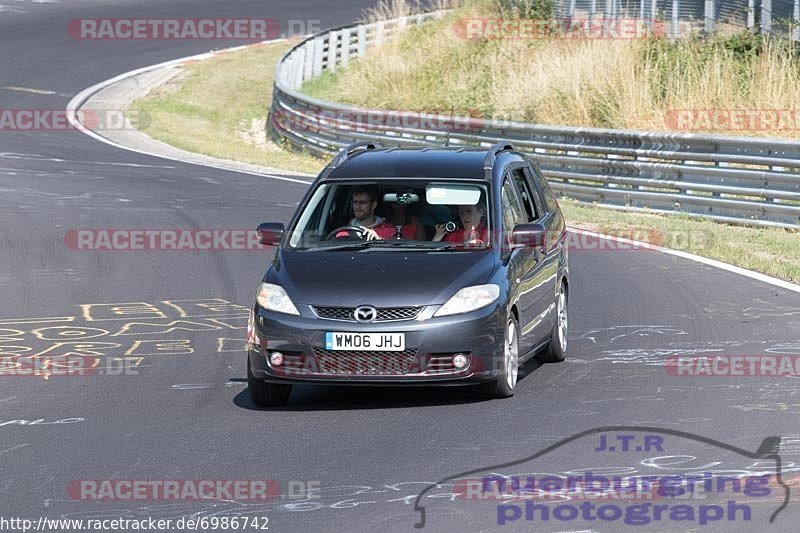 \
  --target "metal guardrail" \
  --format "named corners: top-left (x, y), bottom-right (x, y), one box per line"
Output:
top-left (552, 1), bottom-right (800, 40)
top-left (268, 11), bottom-right (800, 229)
